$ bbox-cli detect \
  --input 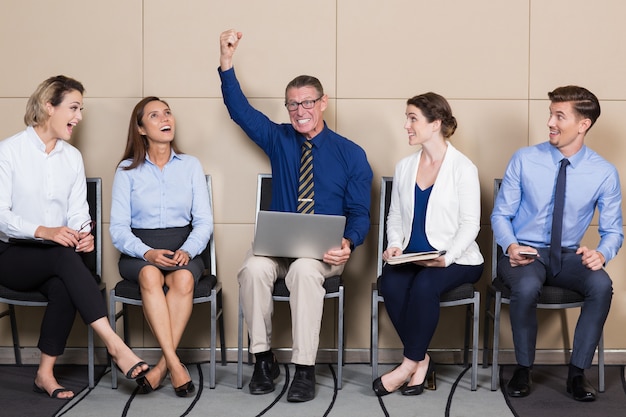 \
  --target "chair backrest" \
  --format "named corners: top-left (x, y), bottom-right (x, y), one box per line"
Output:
top-left (491, 179), bottom-right (503, 281)
top-left (377, 177), bottom-right (393, 277)
top-left (82, 177), bottom-right (102, 279)
top-left (199, 174), bottom-right (217, 277)
top-left (257, 173), bottom-right (273, 213)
